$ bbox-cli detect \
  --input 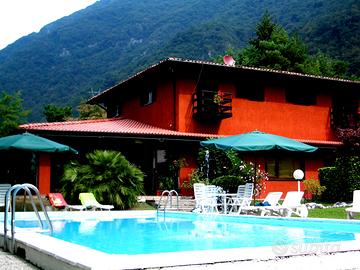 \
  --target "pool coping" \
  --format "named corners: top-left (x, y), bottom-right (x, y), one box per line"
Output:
top-left (1, 210), bottom-right (360, 270)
